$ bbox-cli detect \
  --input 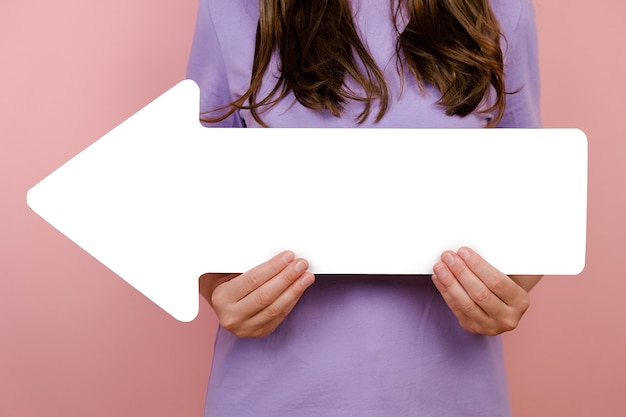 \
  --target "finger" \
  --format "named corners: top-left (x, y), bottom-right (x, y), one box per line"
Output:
top-left (456, 247), bottom-right (524, 303)
top-left (440, 250), bottom-right (504, 314)
top-left (220, 250), bottom-right (295, 302)
top-left (431, 267), bottom-right (473, 324)
top-left (237, 257), bottom-right (311, 314)
top-left (432, 261), bottom-right (490, 323)
top-left (247, 272), bottom-right (316, 337)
